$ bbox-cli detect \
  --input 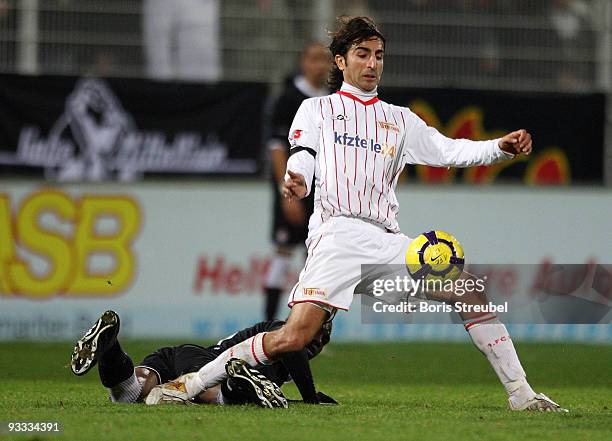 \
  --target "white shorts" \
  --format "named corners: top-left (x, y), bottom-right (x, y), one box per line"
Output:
top-left (287, 216), bottom-right (413, 312)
